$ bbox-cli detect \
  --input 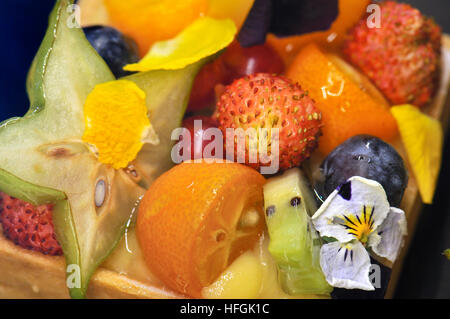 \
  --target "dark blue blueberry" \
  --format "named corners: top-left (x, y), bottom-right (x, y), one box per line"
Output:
top-left (318, 135), bottom-right (408, 207)
top-left (83, 26), bottom-right (139, 78)
top-left (238, 0), bottom-right (339, 47)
